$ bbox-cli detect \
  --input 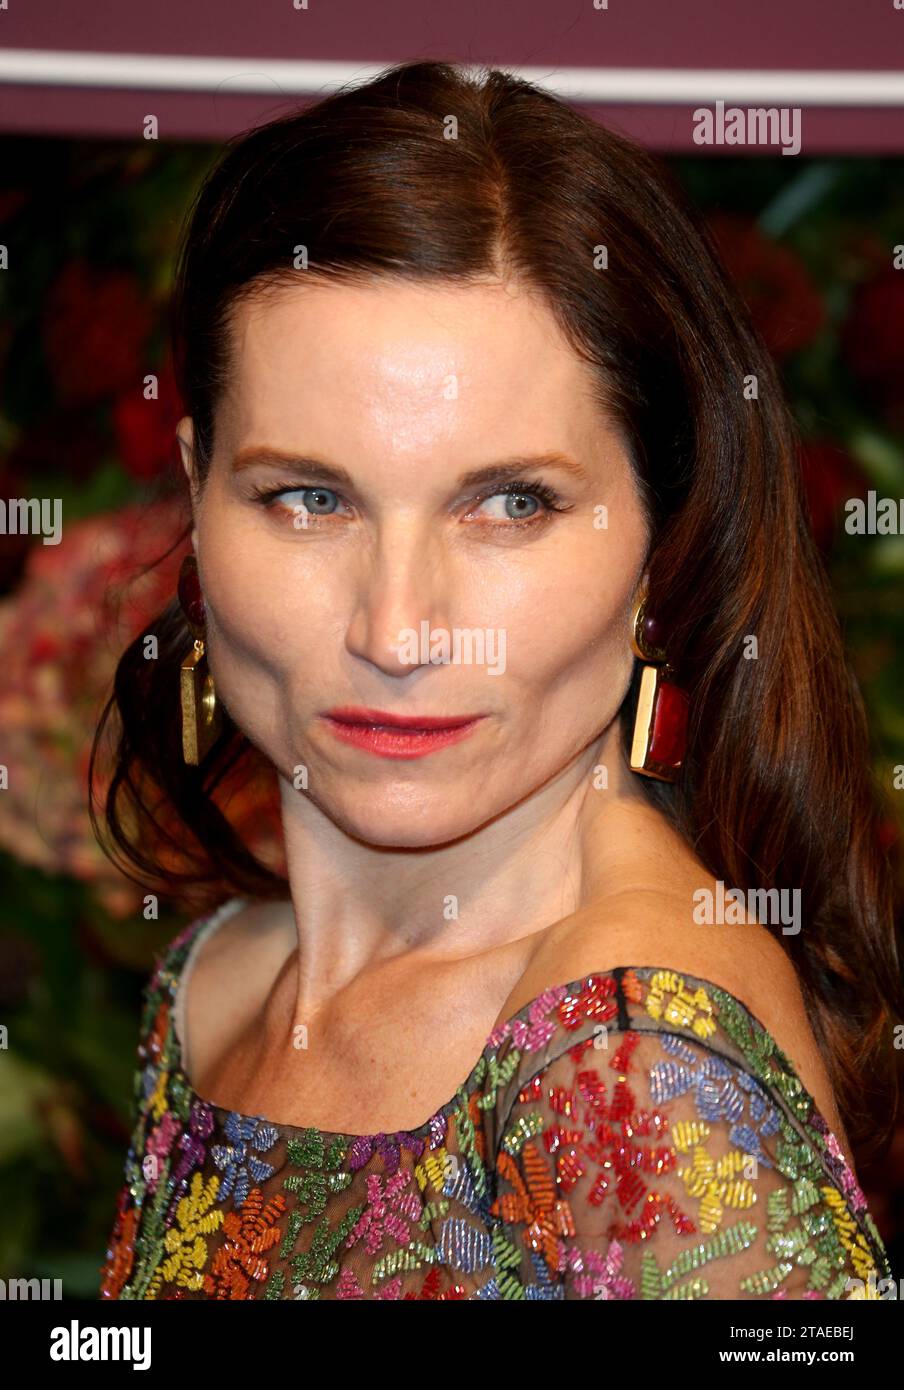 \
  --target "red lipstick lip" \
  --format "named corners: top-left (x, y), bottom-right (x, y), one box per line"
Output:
top-left (324, 706), bottom-right (484, 731)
